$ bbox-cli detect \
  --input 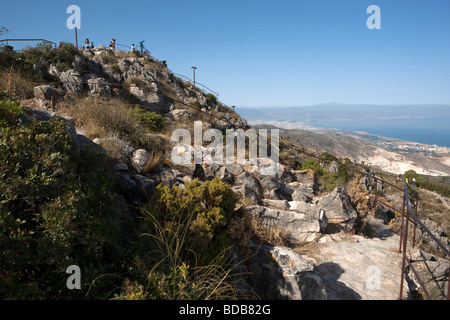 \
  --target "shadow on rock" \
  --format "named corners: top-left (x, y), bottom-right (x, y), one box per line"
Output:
top-left (313, 262), bottom-right (362, 300)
